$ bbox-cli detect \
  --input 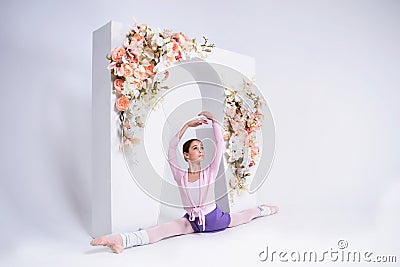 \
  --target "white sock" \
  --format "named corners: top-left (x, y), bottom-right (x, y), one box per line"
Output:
top-left (120, 229), bottom-right (150, 248)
